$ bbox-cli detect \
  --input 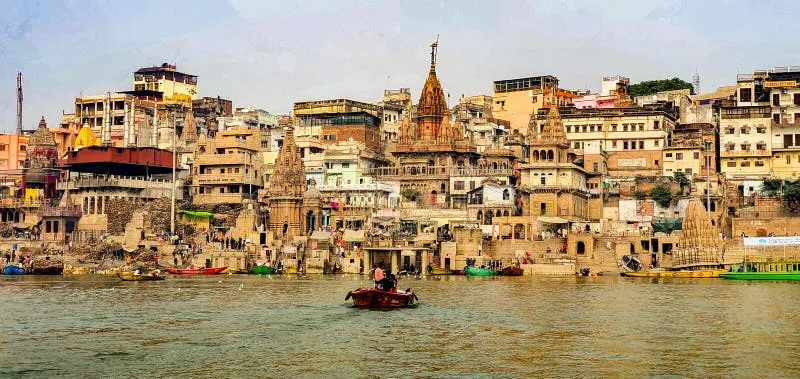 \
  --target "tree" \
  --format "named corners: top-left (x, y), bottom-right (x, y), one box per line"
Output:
top-left (761, 179), bottom-right (783, 196)
top-left (652, 184), bottom-right (674, 208)
top-left (673, 171), bottom-right (689, 194)
top-left (628, 77), bottom-right (695, 98)
top-left (784, 180), bottom-right (800, 212)
top-left (634, 191), bottom-right (645, 200)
